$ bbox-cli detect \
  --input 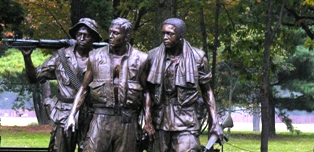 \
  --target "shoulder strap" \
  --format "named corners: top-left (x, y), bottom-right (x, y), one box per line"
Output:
top-left (57, 48), bottom-right (82, 90)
